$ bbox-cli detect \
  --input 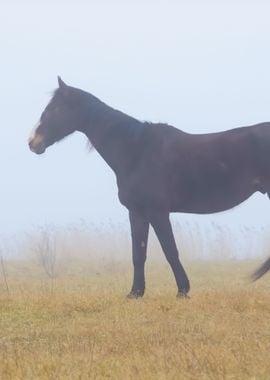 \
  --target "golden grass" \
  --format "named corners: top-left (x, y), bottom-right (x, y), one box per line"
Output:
top-left (0, 260), bottom-right (269, 380)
